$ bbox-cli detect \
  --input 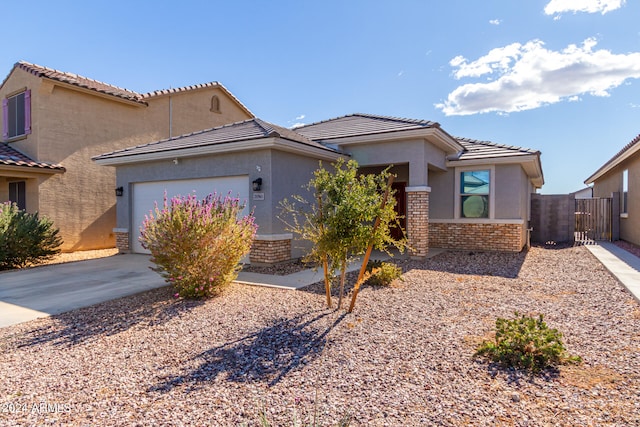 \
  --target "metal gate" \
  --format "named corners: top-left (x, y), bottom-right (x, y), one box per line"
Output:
top-left (575, 198), bottom-right (612, 243)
